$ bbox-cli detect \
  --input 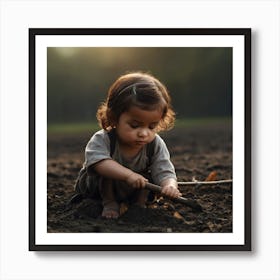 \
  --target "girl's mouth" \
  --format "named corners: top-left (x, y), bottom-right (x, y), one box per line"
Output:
top-left (135, 141), bottom-right (146, 145)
